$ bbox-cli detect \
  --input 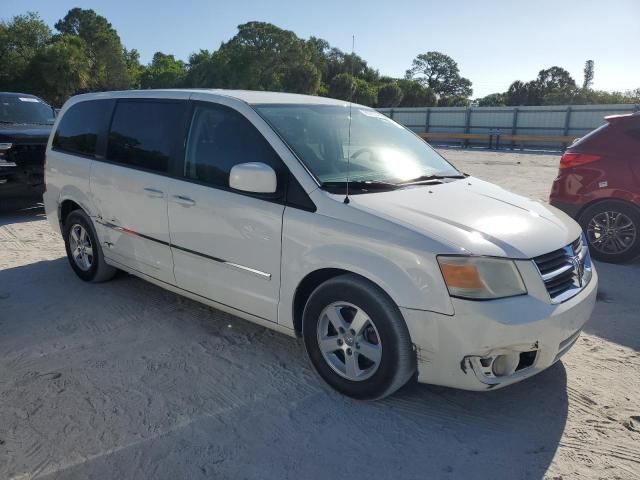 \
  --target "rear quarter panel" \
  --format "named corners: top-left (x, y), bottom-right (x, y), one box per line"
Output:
top-left (44, 101), bottom-right (95, 235)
